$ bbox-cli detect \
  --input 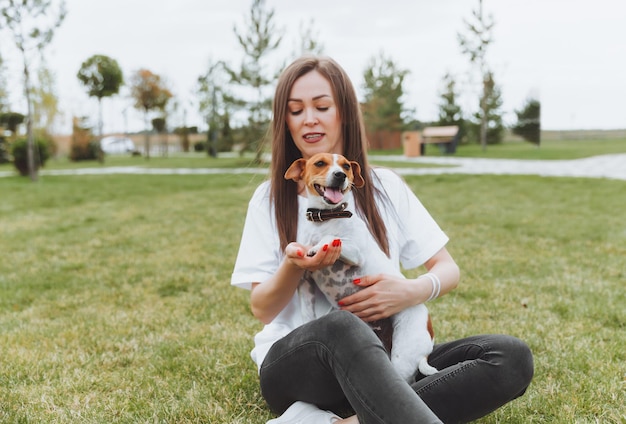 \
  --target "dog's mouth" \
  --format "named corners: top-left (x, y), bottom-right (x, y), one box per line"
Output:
top-left (314, 184), bottom-right (345, 205)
